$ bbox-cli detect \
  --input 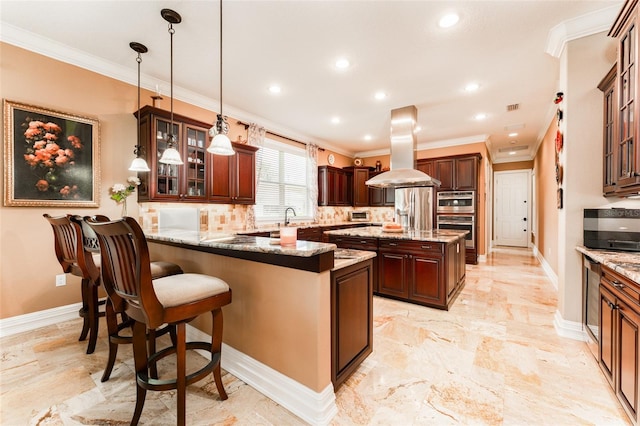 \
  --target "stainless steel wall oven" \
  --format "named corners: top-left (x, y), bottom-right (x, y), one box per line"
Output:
top-left (437, 215), bottom-right (474, 249)
top-left (436, 191), bottom-right (475, 214)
